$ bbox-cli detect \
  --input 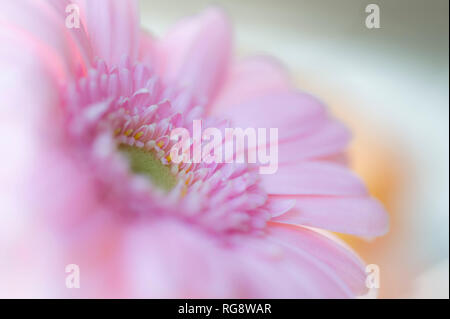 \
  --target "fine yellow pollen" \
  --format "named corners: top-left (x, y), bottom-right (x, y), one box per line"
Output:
top-left (157, 141), bottom-right (165, 148)
top-left (134, 131), bottom-right (144, 140)
top-left (166, 155), bottom-right (171, 163)
top-left (124, 129), bottom-right (133, 137)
